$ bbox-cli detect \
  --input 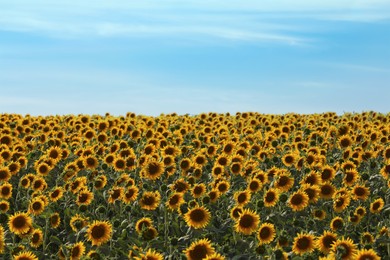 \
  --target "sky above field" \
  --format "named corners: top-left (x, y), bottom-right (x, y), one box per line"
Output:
top-left (1, 1), bottom-right (390, 116)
